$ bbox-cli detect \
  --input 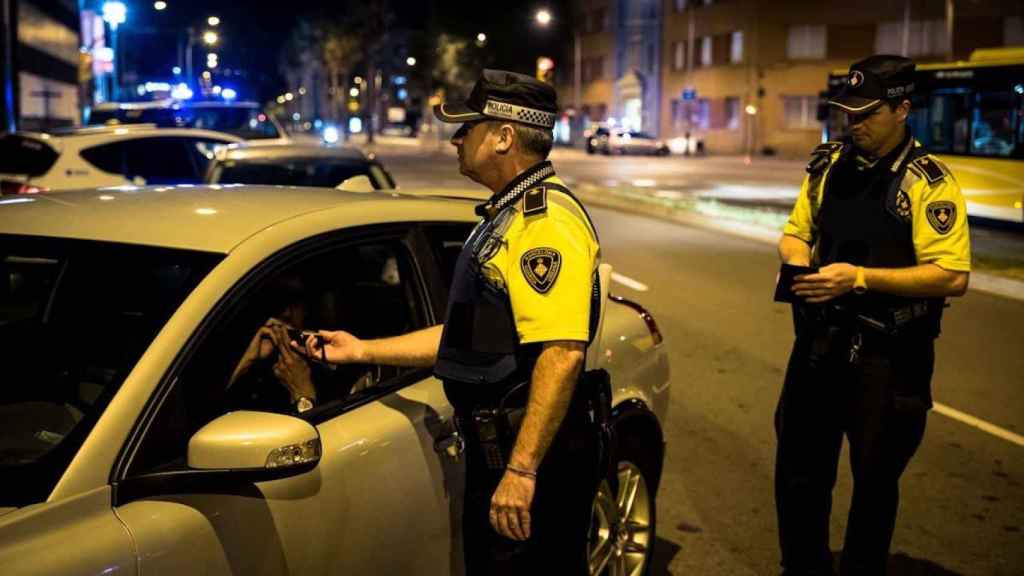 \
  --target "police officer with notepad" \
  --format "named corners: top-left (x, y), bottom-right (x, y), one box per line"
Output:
top-left (296, 69), bottom-right (603, 574)
top-left (775, 55), bottom-right (971, 576)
